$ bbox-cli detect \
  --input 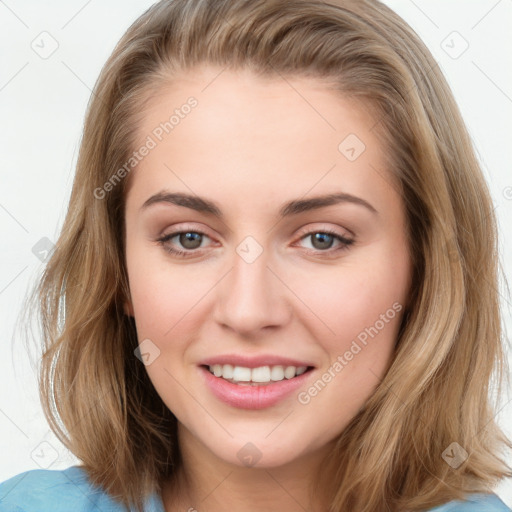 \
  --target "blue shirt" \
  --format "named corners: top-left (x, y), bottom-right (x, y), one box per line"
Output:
top-left (0, 466), bottom-right (510, 511)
